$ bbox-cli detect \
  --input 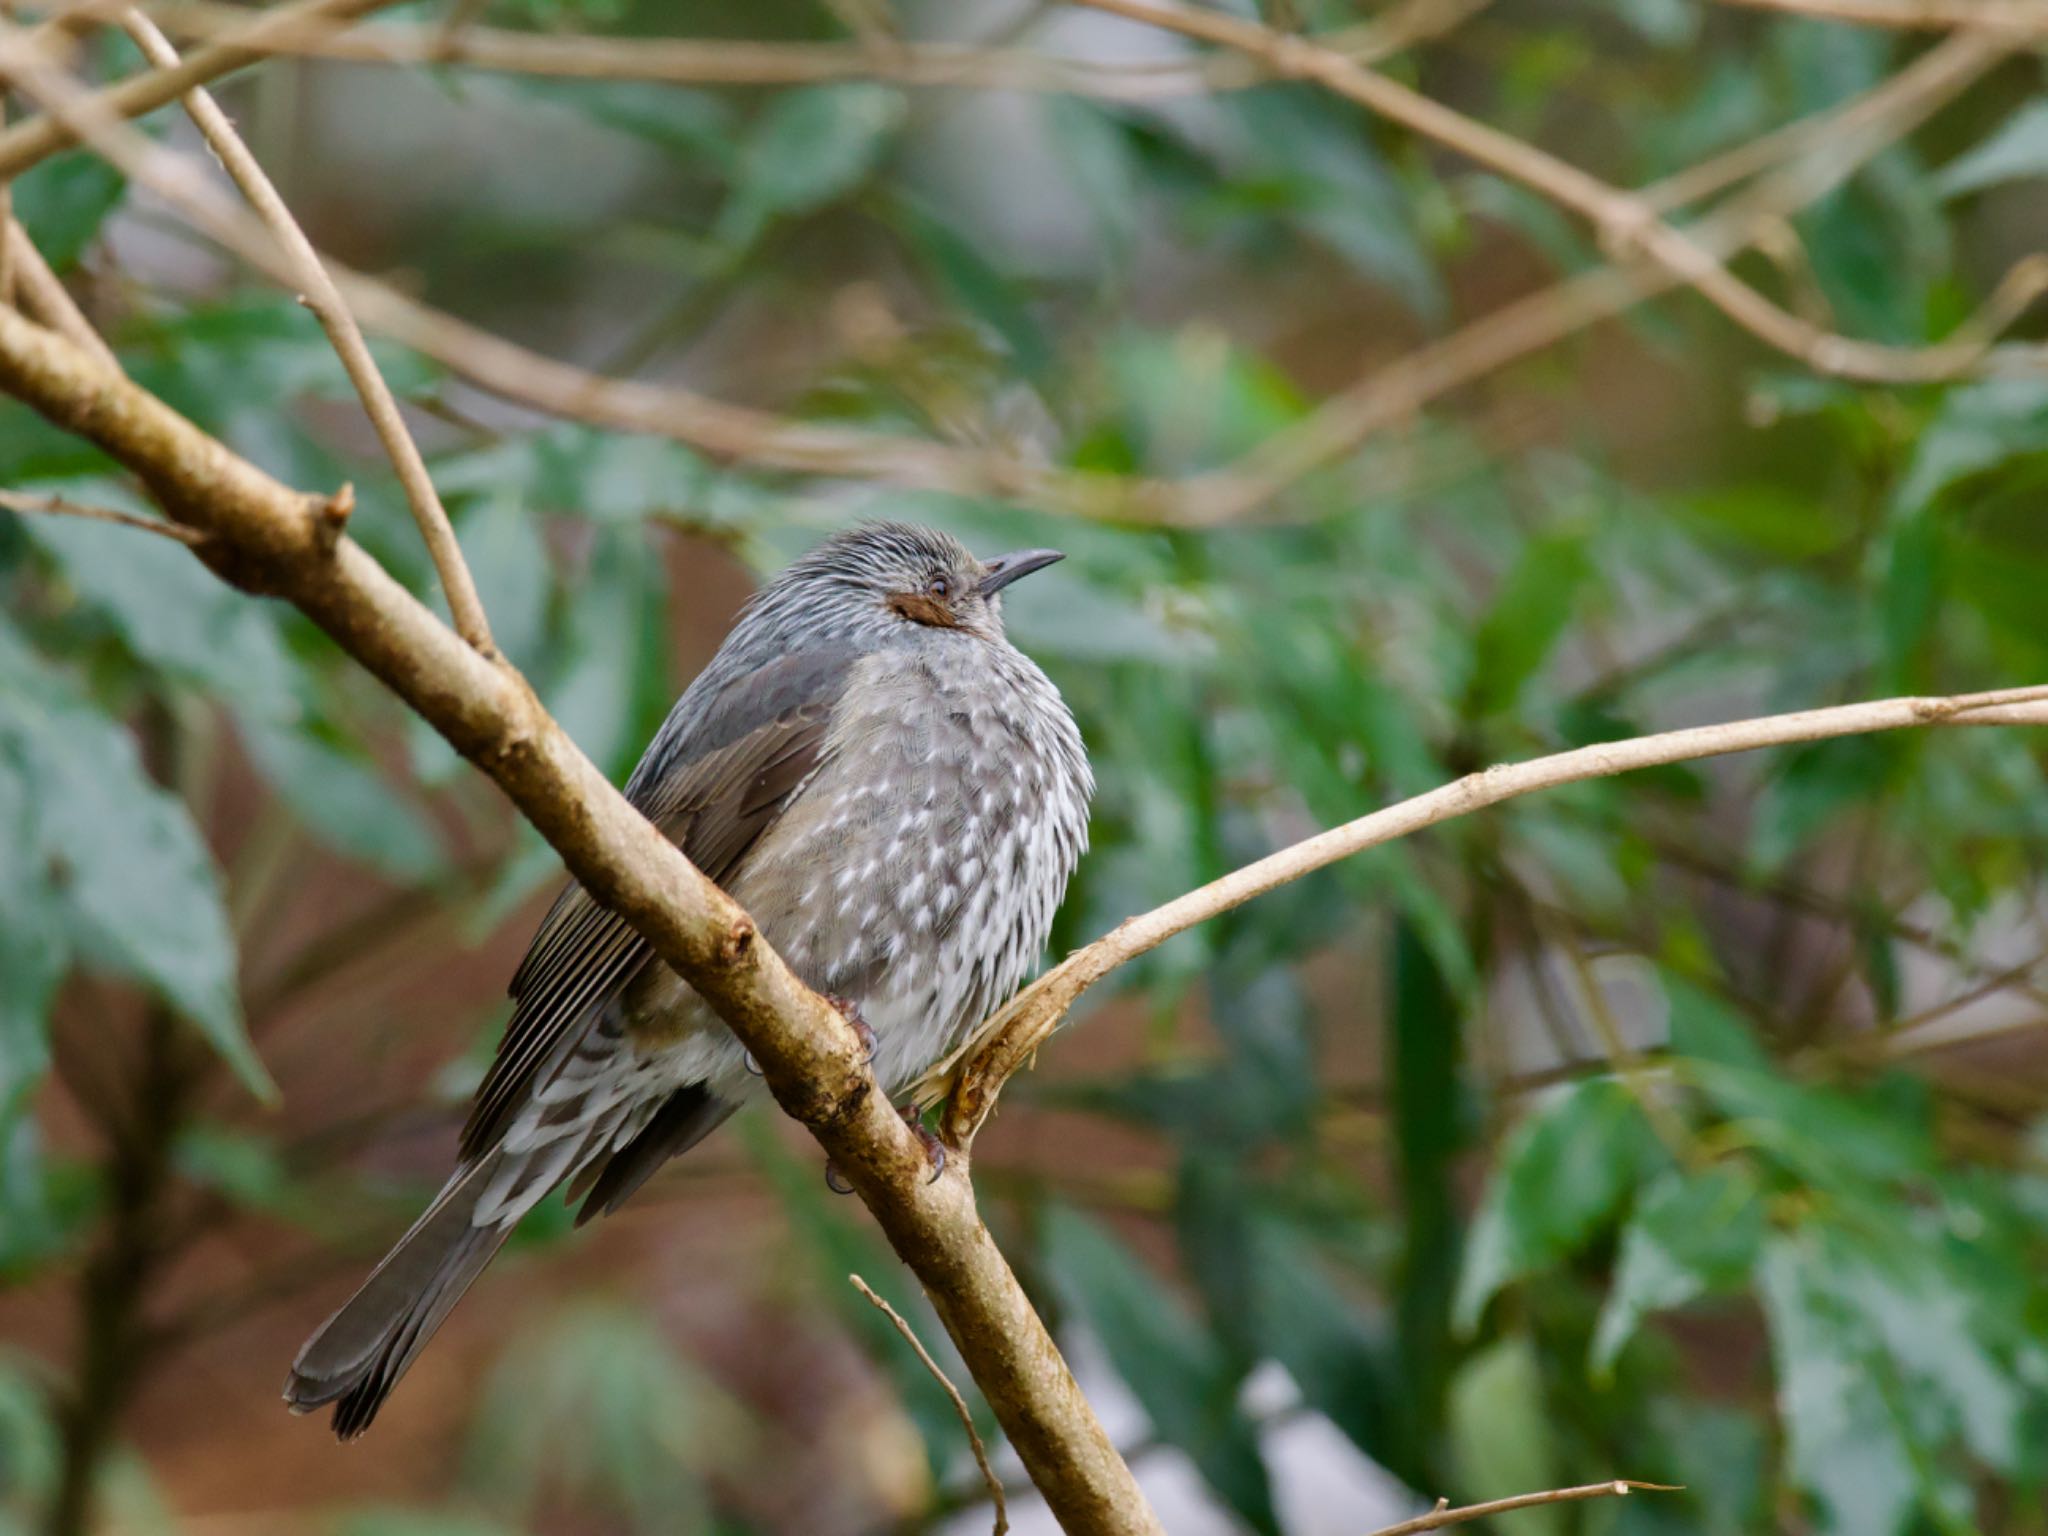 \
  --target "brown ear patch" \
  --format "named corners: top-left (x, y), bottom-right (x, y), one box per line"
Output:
top-left (888, 592), bottom-right (960, 627)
